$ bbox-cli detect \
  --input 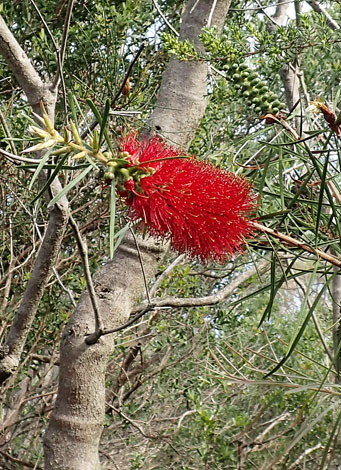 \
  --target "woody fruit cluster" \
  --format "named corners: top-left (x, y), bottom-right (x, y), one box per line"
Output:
top-left (224, 62), bottom-right (286, 115)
